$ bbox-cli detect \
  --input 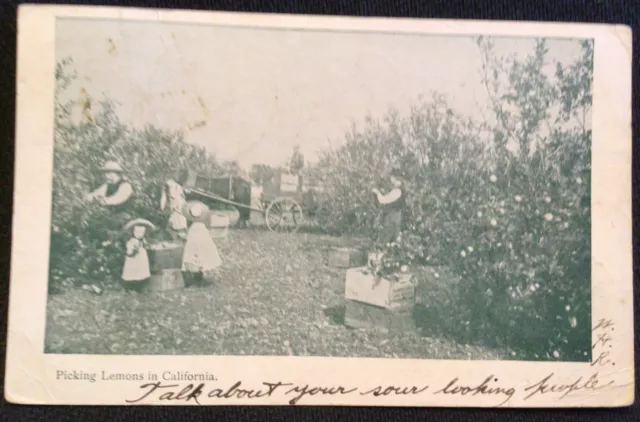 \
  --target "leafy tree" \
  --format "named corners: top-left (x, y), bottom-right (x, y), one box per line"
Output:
top-left (313, 38), bottom-right (593, 360)
top-left (50, 59), bottom-right (222, 291)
